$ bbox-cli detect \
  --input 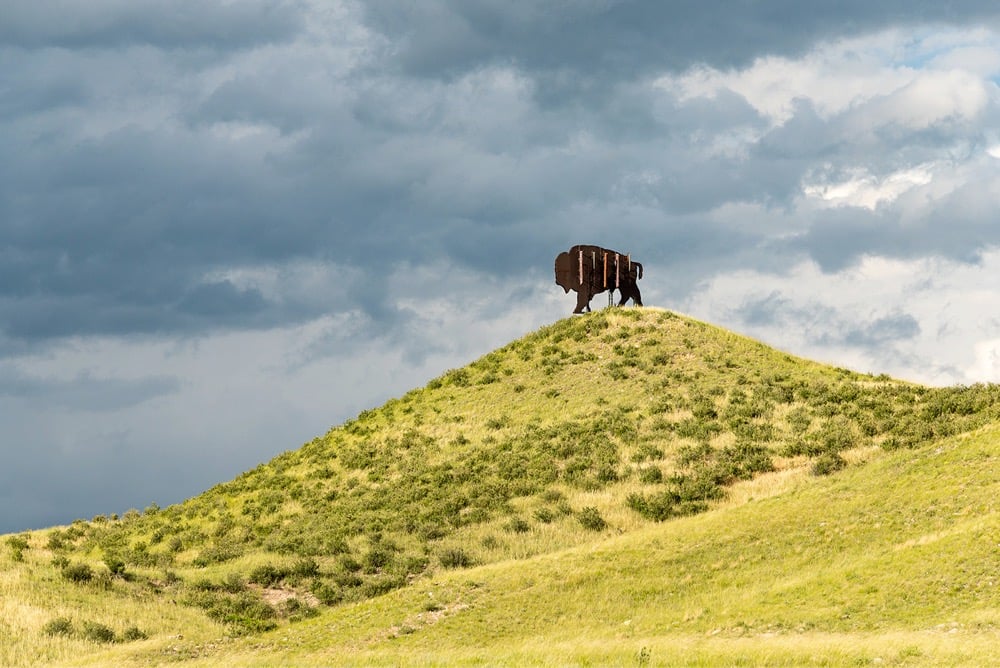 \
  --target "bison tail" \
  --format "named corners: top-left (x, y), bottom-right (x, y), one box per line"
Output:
top-left (634, 262), bottom-right (643, 280)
